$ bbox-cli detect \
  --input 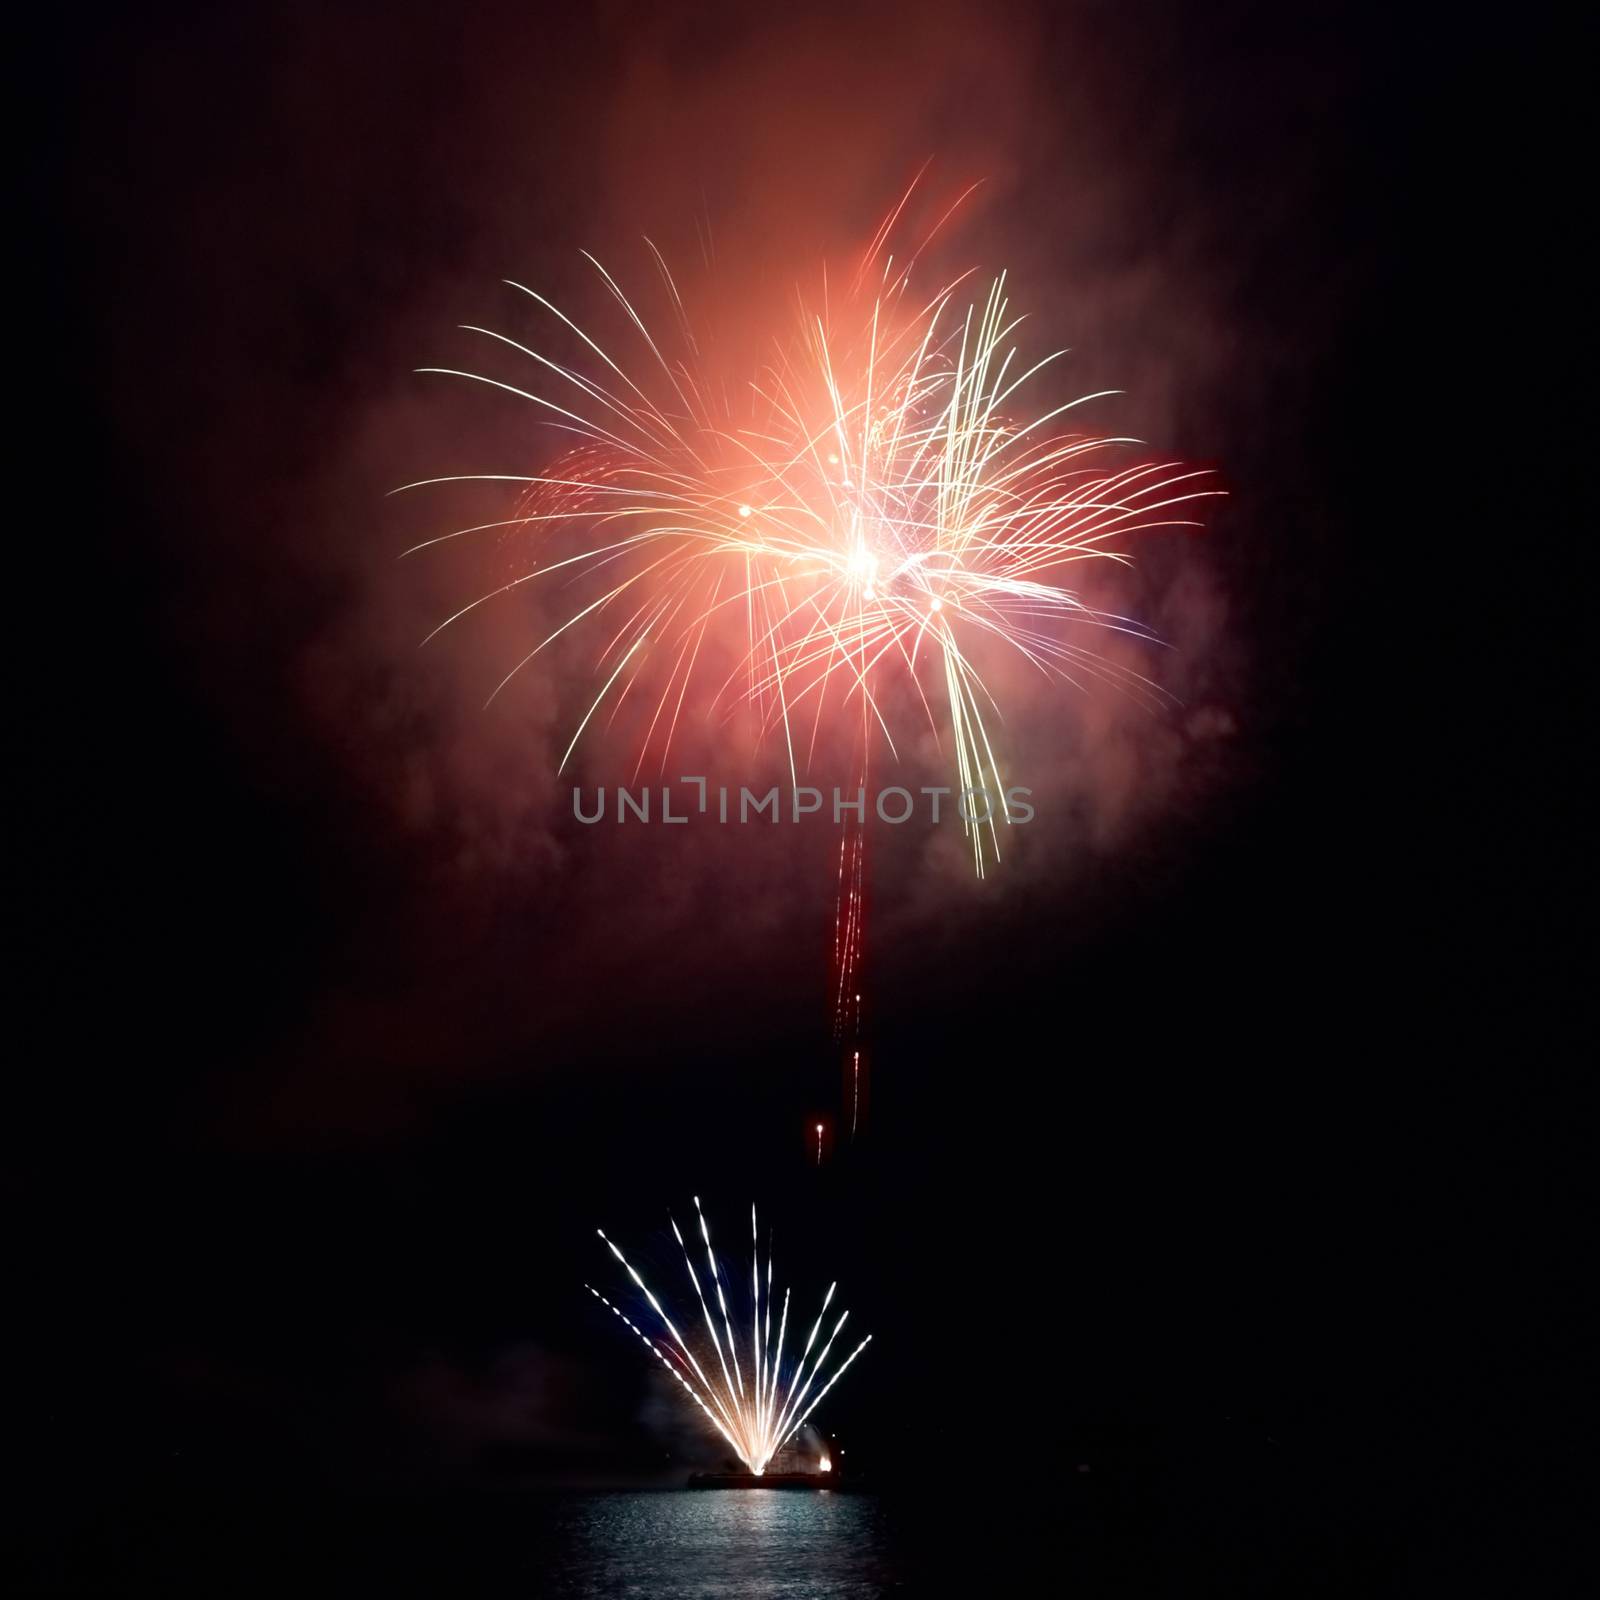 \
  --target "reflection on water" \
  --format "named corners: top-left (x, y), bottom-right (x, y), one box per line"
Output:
top-left (543, 1490), bottom-right (898, 1598)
